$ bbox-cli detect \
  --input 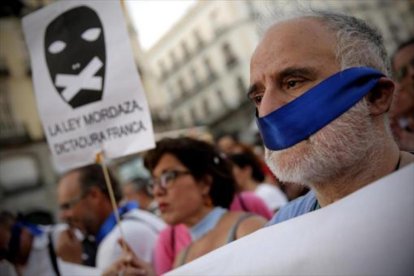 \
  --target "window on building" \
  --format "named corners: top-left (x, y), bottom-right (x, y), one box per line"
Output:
top-left (175, 114), bottom-right (185, 128)
top-left (202, 98), bottom-right (211, 117)
top-left (0, 154), bottom-right (42, 196)
top-left (222, 42), bottom-right (238, 70)
top-left (26, 61), bottom-right (32, 77)
top-left (169, 51), bottom-right (178, 69)
top-left (216, 89), bottom-right (228, 108)
top-left (189, 107), bottom-right (198, 125)
top-left (0, 81), bottom-right (27, 144)
top-left (166, 84), bottom-right (176, 103)
top-left (181, 41), bottom-right (190, 60)
top-left (158, 60), bottom-right (167, 78)
top-left (0, 57), bottom-right (10, 77)
top-left (193, 30), bottom-right (204, 49)
top-left (190, 67), bottom-right (199, 89)
top-left (236, 76), bottom-right (246, 99)
top-left (0, 82), bottom-right (12, 131)
top-left (203, 58), bottom-right (215, 79)
top-left (209, 9), bottom-right (220, 36)
top-left (177, 78), bottom-right (187, 96)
